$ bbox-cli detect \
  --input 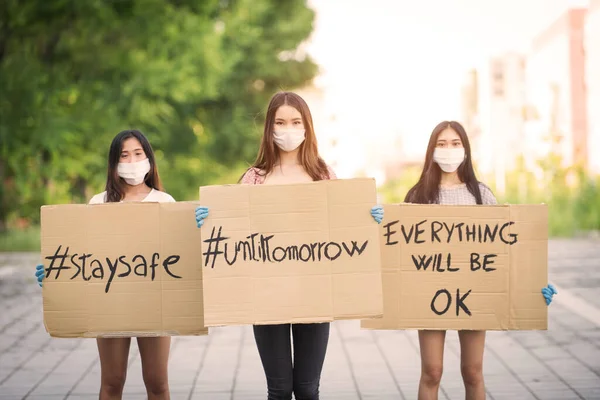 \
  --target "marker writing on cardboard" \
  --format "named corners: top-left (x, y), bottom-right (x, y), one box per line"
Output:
top-left (382, 220), bottom-right (518, 246)
top-left (382, 219), bottom-right (519, 318)
top-left (44, 245), bottom-right (182, 293)
top-left (414, 253), bottom-right (499, 317)
top-left (202, 226), bottom-right (369, 268)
